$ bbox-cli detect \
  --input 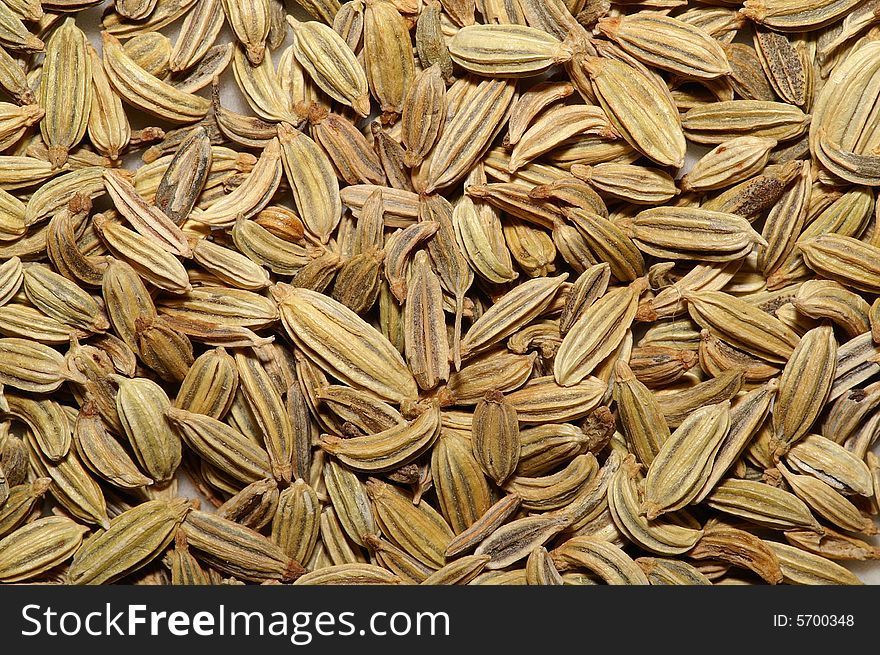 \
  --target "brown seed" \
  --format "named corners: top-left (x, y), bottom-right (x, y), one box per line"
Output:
top-left (472, 391), bottom-right (521, 486)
